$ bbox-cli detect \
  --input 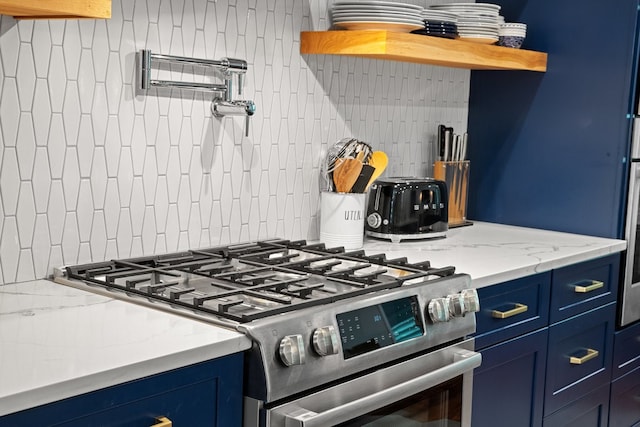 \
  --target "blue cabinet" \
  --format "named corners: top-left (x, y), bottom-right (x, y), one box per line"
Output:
top-left (474, 272), bottom-right (551, 349)
top-left (0, 354), bottom-right (244, 427)
top-left (542, 384), bottom-right (610, 427)
top-left (472, 329), bottom-right (548, 427)
top-left (544, 303), bottom-right (616, 416)
top-left (472, 255), bottom-right (620, 426)
top-left (549, 255), bottom-right (619, 323)
top-left (472, 273), bottom-right (551, 427)
top-left (467, 0), bottom-right (638, 239)
top-left (609, 321), bottom-right (640, 427)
